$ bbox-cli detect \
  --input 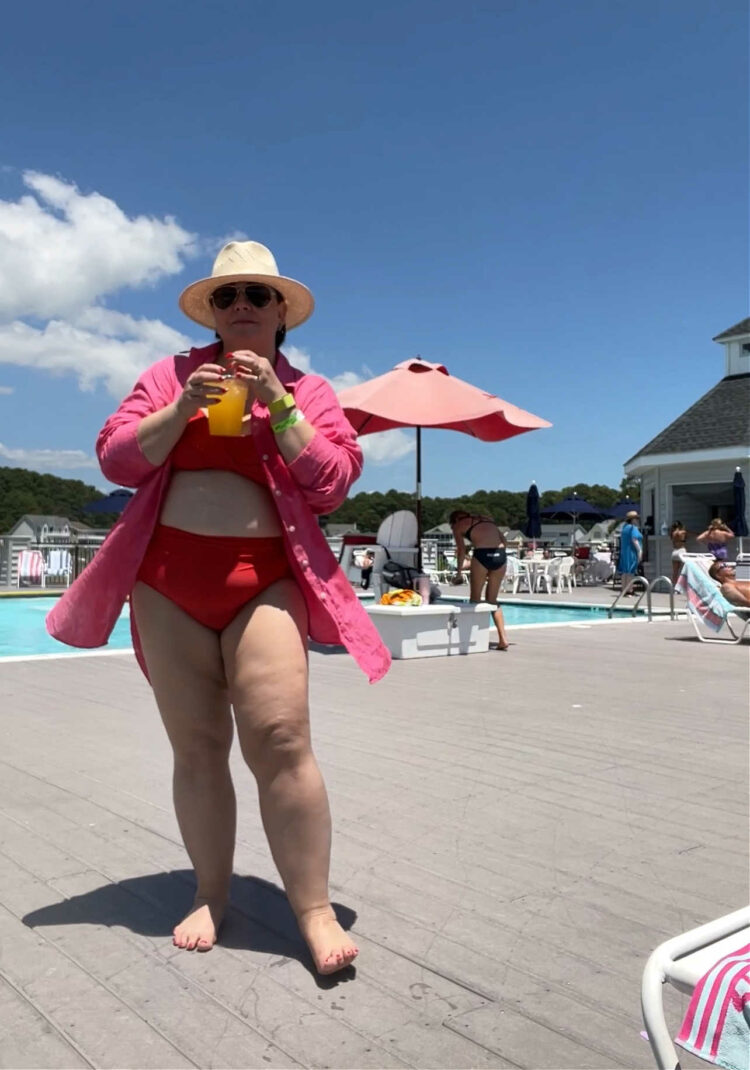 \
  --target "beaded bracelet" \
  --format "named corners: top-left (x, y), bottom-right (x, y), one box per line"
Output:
top-left (271, 408), bottom-right (305, 434)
